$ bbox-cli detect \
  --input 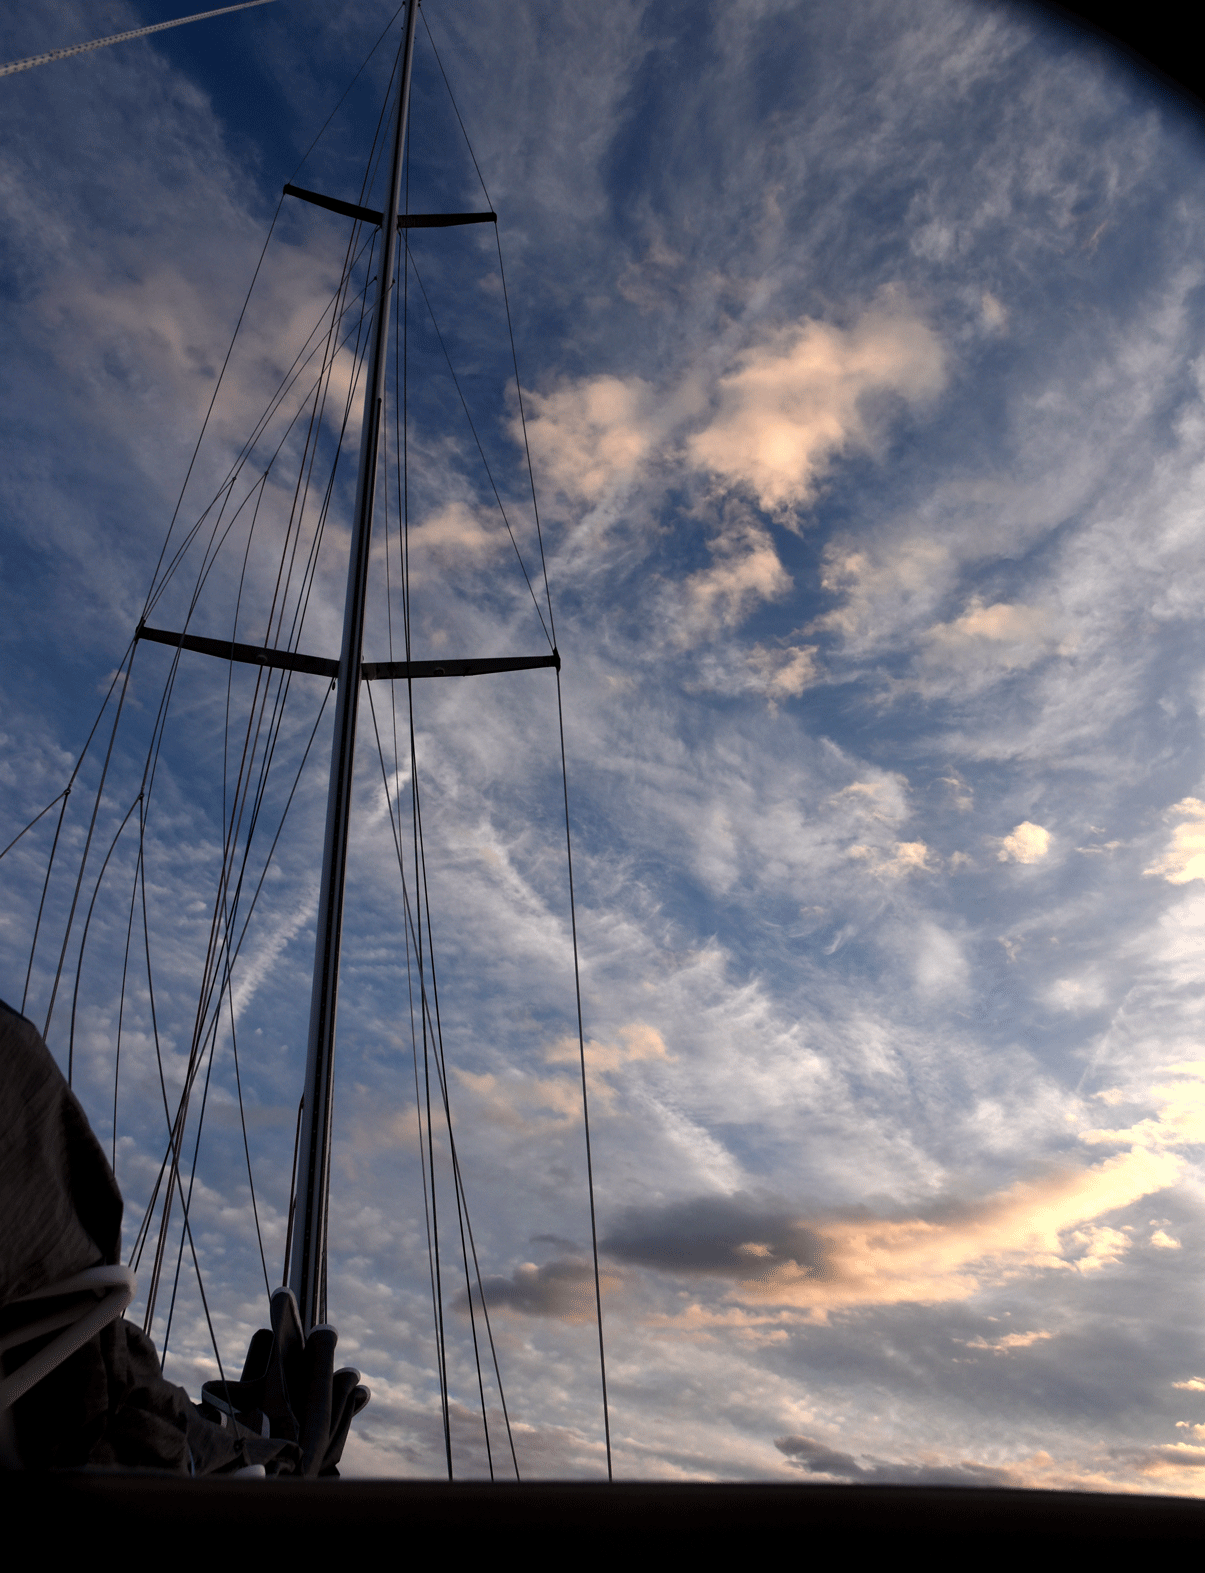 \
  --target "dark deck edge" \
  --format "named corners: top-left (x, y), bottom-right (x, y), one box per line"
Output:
top-left (7, 1478), bottom-right (1205, 1543)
